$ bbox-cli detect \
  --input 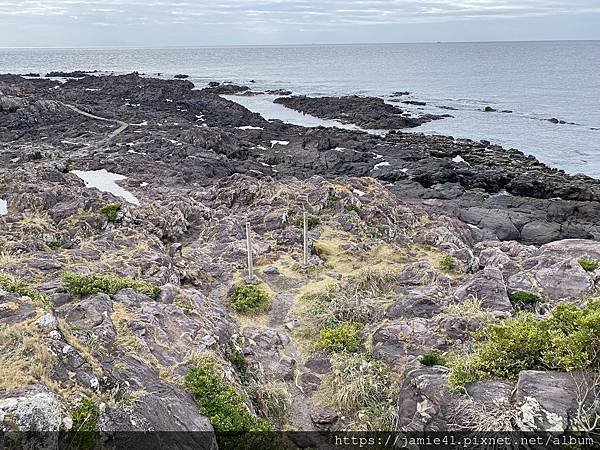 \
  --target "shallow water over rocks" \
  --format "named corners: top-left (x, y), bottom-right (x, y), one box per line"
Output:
top-left (71, 169), bottom-right (140, 205)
